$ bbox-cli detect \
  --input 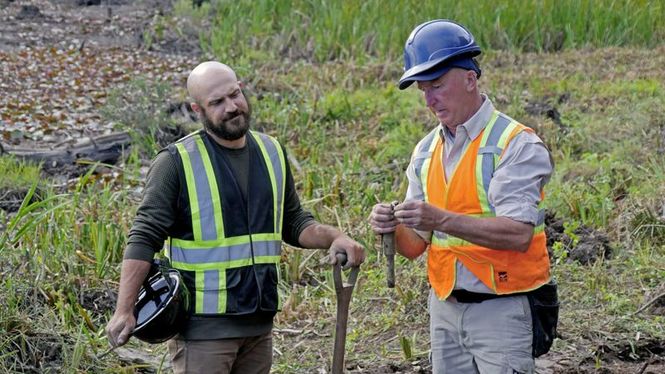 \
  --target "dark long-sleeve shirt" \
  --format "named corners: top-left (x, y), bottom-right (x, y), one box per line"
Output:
top-left (123, 132), bottom-right (315, 339)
